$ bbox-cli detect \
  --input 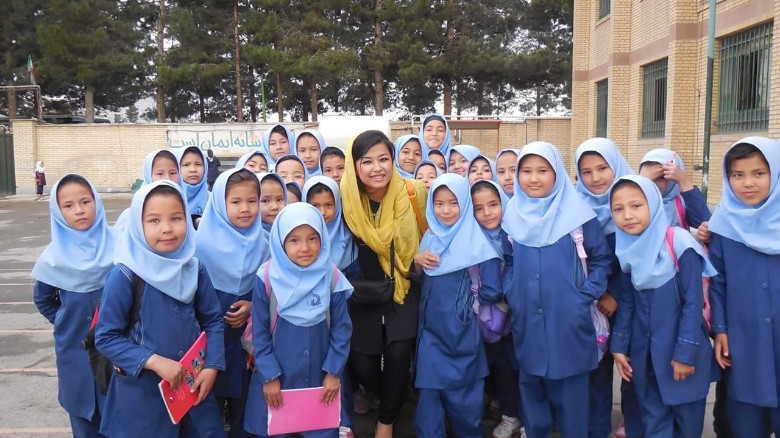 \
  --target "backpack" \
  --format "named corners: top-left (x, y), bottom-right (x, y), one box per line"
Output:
top-left (674, 195), bottom-right (688, 229)
top-left (664, 226), bottom-right (712, 332)
top-left (81, 273), bottom-right (145, 395)
top-left (570, 227), bottom-right (611, 362)
top-left (466, 265), bottom-right (510, 343)
top-left (241, 262), bottom-right (340, 369)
